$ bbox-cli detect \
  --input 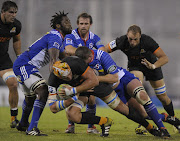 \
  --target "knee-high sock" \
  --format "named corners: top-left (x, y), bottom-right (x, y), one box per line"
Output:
top-left (78, 112), bottom-right (100, 124)
top-left (68, 104), bottom-right (97, 127)
top-left (19, 99), bottom-right (33, 126)
top-left (27, 100), bottom-right (46, 131)
top-left (144, 102), bottom-right (165, 129)
top-left (146, 113), bottom-right (165, 121)
top-left (126, 107), bottom-right (149, 128)
top-left (163, 101), bottom-right (175, 116)
top-left (86, 104), bottom-right (96, 128)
